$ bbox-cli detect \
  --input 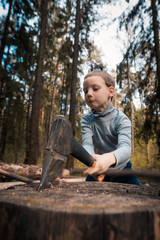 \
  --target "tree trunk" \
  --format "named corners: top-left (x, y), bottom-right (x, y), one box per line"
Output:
top-left (151, 0), bottom-right (160, 159)
top-left (146, 136), bottom-right (150, 164)
top-left (151, 0), bottom-right (160, 99)
top-left (24, 89), bottom-right (31, 164)
top-left (67, 0), bottom-right (81, 169)
top-left (69, 0), bottom-right (81, 134)
top-left (130, 100), bottom-right (135, 152)
top-left (0, 1), bottom-right (13, 146)
top-left (27, 0), bottom-right (48, 165)
top-left (0, 121), bottom-right (7, 160)
top-left (0, 0), bottom-right (13, 66)
top-left (64, 85), bottom-right (70, 116)
top-left (47, 61), bottom-right (60, 140)
top-left (0, 100), bottom-right (11, 160)
top-left (127, 58), bottom-right (135, 152)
